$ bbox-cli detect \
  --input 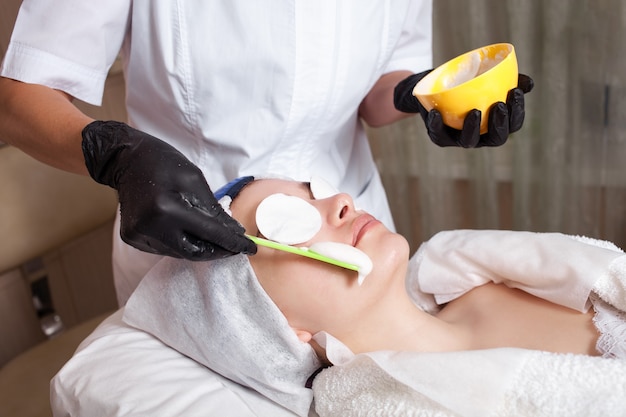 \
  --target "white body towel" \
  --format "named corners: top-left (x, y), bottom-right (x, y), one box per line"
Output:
top-left (313, 347), bottom-right (626, 417)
